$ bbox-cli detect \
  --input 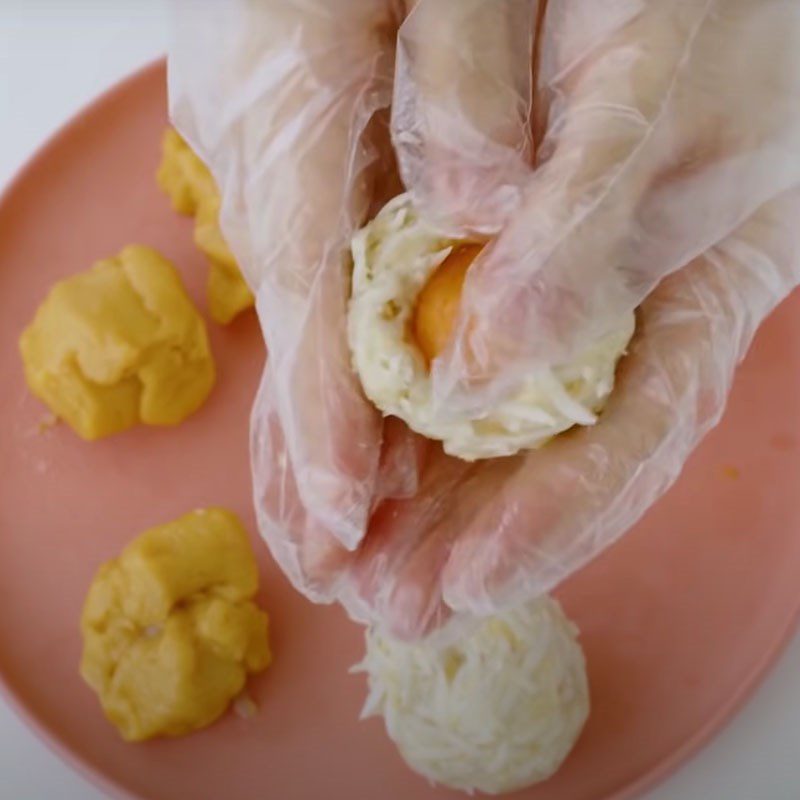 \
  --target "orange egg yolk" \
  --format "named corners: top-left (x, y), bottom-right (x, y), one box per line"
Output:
top-left (412, 243), bottom-right (484, 364)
